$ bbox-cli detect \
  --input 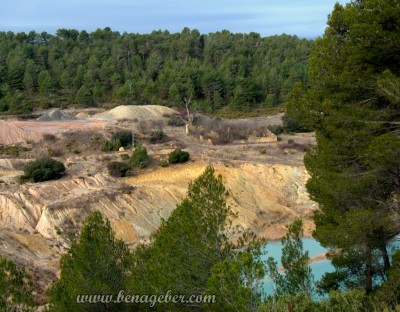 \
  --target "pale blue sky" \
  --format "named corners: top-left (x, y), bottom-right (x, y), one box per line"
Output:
top-left (0, 0), bottom-right (349, 38)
